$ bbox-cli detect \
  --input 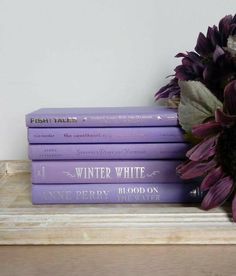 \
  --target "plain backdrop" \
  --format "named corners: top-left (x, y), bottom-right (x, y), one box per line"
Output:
top-left (0, 0), bottom-right (235, 160)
